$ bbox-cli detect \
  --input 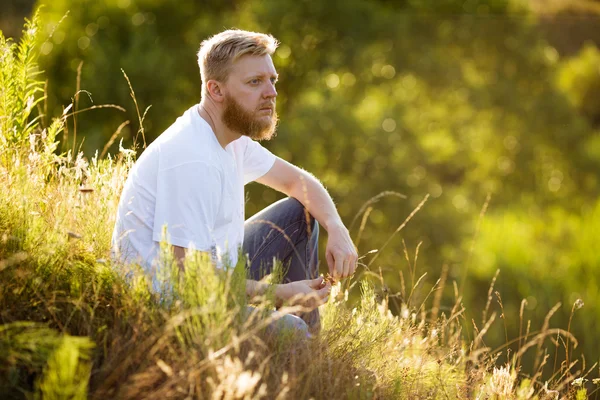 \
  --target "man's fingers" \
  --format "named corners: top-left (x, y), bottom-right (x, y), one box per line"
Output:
top-left (317, 282), bottom-right (331, 299)
top-left (348, 254), bottom-right (358, 276)
top-left (326, 251), bottom-right (335, 275)
top-left (333, 252), bottom-right (344, 279)
top-left (343, 257), bottom-right (352, 278)
top-left (340, 257), bottom-right (348, 278)
top-left (308, 276), bottom-right (324, 289)
top-left (292, 290), bottom-right (328, 309)
top-left (289, 292), bottom-right (317, 307)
